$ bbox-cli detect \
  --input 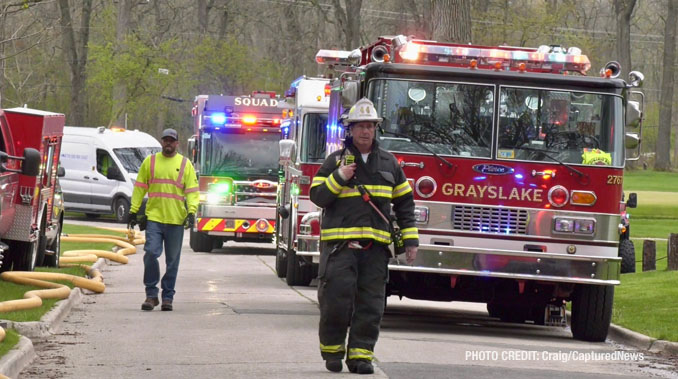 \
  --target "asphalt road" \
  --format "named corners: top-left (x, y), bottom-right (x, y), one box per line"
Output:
top-left (18, 217), bottom-right (678, 378)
